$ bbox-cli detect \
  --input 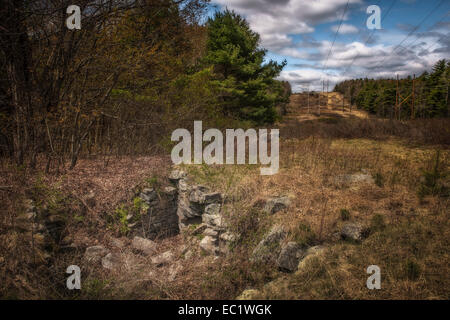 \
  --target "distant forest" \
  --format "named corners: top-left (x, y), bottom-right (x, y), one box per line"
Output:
top-left (334, 59), bottom-right (449, 119)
